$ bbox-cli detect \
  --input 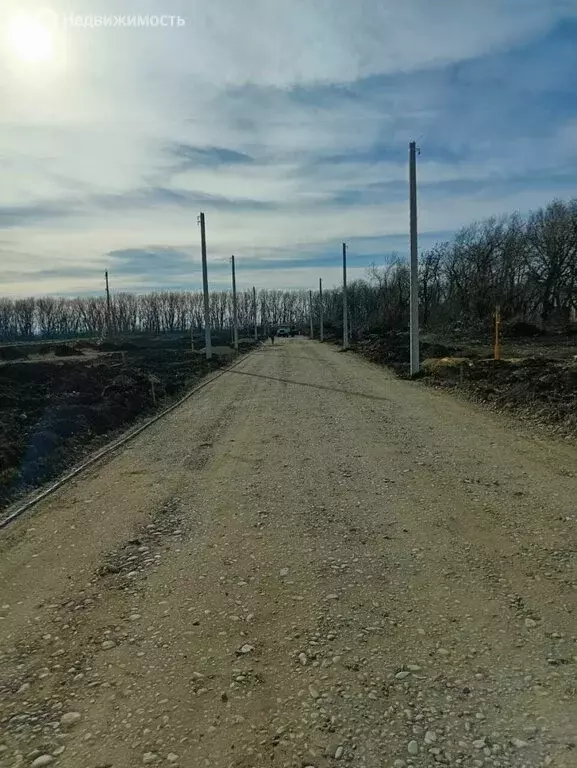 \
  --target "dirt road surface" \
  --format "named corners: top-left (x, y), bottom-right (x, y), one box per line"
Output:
top-left (1, 340), bottom-right (576, 768)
